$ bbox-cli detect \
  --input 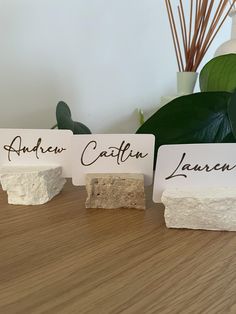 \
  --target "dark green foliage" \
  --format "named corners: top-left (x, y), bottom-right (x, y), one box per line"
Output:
top-left (136, 92), bottom-right (236, 157)
top-left (200, 54), bottom-right (236, 92)
top-left (56, 101), bottom-right (91, 134)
